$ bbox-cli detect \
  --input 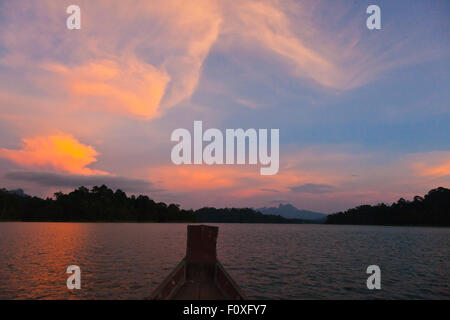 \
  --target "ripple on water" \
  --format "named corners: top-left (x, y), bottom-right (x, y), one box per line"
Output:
top-left (0, 223), bottom-right (448, 299)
